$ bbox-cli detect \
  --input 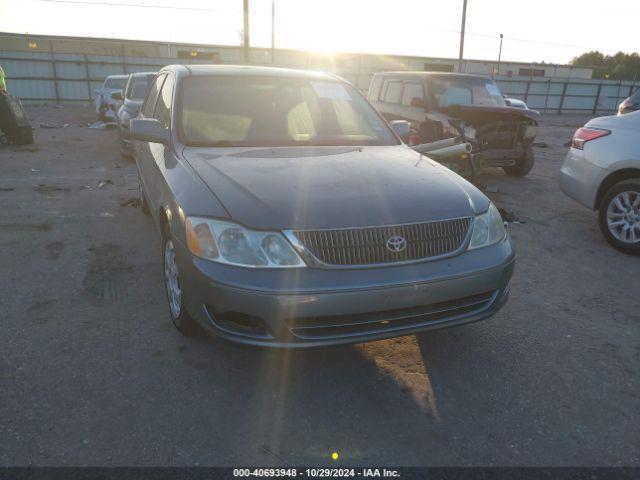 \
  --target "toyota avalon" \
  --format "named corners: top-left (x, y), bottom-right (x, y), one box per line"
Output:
top-left (131, 65), bottom-right (515, 348)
